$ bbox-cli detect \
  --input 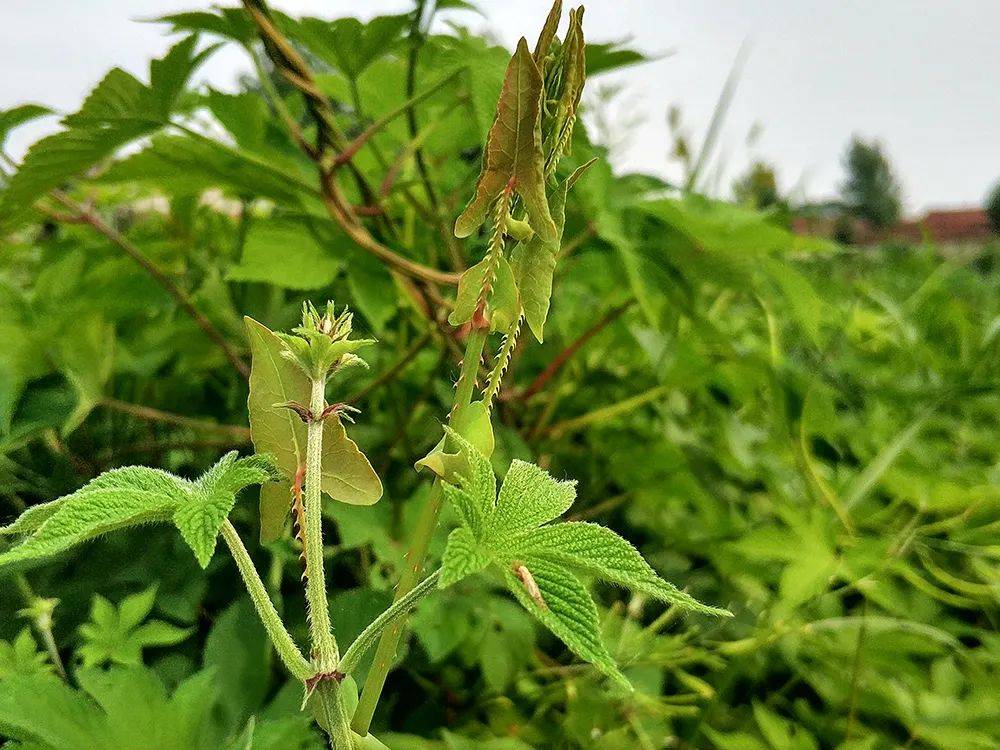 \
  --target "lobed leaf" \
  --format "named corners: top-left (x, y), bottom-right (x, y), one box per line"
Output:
top-left (174, 452), bottom-right (279, 567)
top-left (502, 557), bottom-right (628, 689)
top-left (486, 459), bottom-right (576, 543)
top-left (439, 527), bottom-right (492, 588)
top-left (515, 522), bottom-right (731, 616)
top-left (0, 467), bottom-right (188, 568)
